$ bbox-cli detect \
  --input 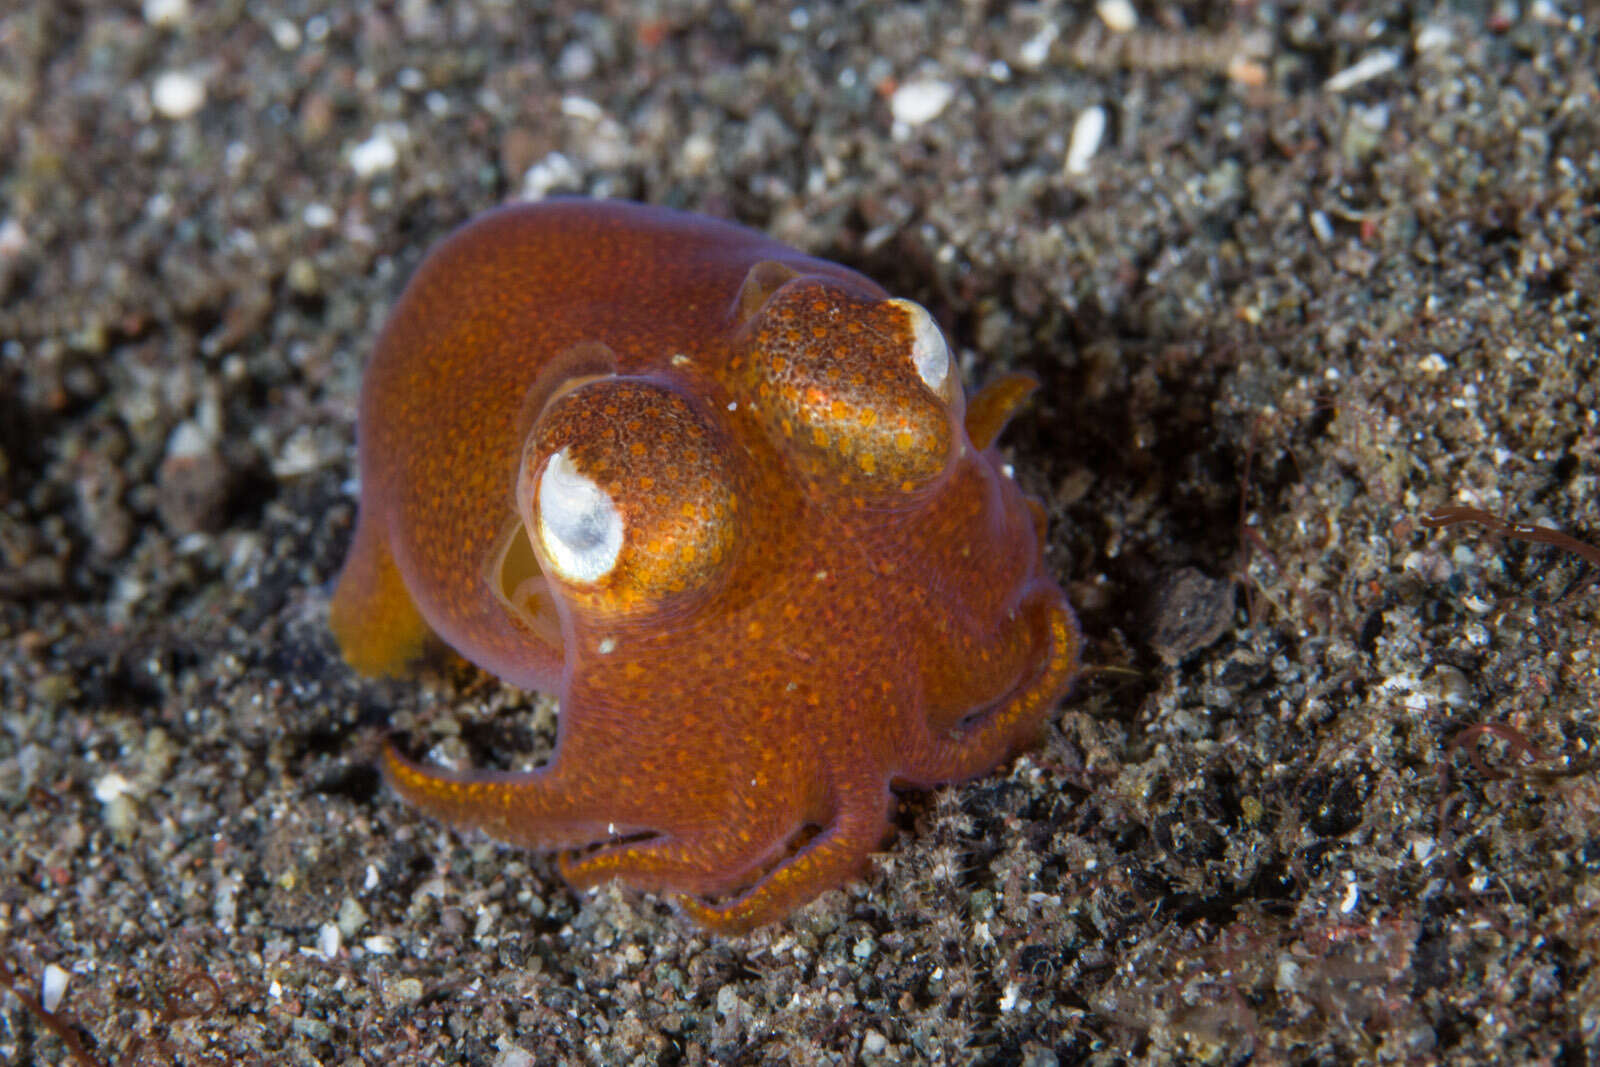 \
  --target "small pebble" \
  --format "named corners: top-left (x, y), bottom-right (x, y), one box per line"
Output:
top-left (214, 873), bottom-right (240, 930)
top-left (349, 127), bottom-right (401, 177)
top-left (142, 0), bottom-right (189, 28)
top-left (1096, 0), bottom-right (1138, 32)
top-left (1309, 210), bottom-right (1334, 244)
top-left (75, 452), bottom-right (132, 559)
top-left (1017, 23), bottom-right (1058, 69)
top-left (557, 41), bottom-right (597, 80)
top-left (521, 152), bottom-right (581, 200)
top-left (1148, 568), bottom-right (1237, 665)
top-left (316, 922), bottom-right (341, 961)
top-left (558, 95), bottom-right (604, 121)
top-left (890, 78), bottom-right (955, 126)
top-left (302, 202), bottom-right (336, 229)
top-left (271, 425), bottom-right (330, 479)
top-left (157, 422), bottom-right (233, 535)
top-left (41, 963), bottom-right (70, 1013)
top-left (286, 257), bottom-right (320, 295)
top-left (679, 132), bottom-right (715, 176)
top-left (93, 772), bottom-right (136, 804)
top-left (1065, 106), bottom-right (1107, 175)
top-left (1326, 49), bottom-right (1402, 92)
top-left (102, 794), bottom-right (138, 840)
top-left (0, 217), bottom-right (27, 260)
top-left (270, 18), bottom-right (302, 50)
top-left (382, 976), bottom-right (425, 1008)
top-left (998, 981), bottom-right (1023, 1011)
top-left (151, 70), bottom-right (205, 119)
top-left (363, 935), bottom-right (397, 955)
top-left (1415, 21), bottom-right (1455, 52)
